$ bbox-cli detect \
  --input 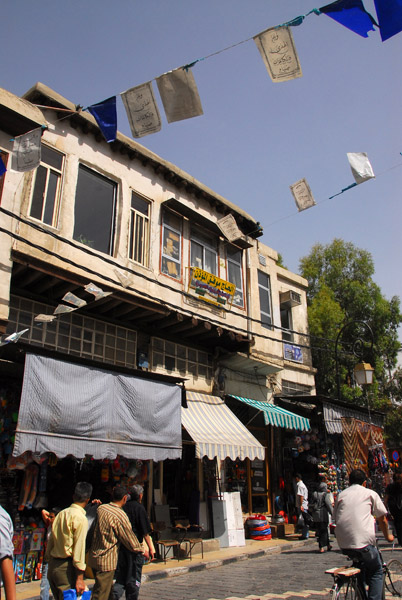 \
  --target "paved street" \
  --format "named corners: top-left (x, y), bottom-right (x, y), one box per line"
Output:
top-left (139, 540), bottom-right (402, 600)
